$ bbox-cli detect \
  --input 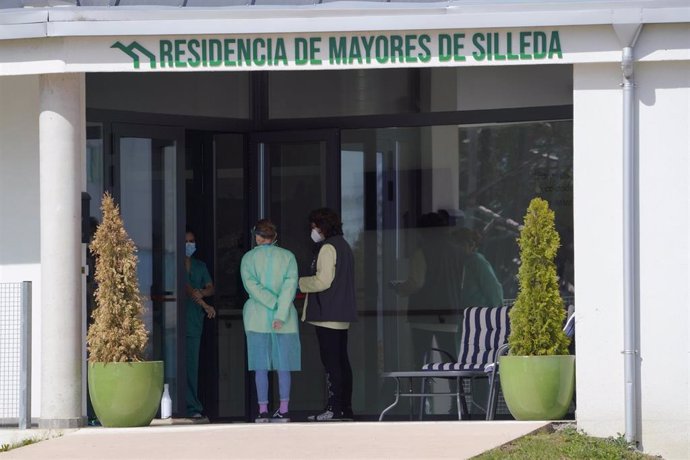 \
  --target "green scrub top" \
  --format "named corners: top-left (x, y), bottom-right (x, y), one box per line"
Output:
top-left (186, 257), bottom-right (212, 338)
top-left (460, 252), bottom-right (504, 309)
